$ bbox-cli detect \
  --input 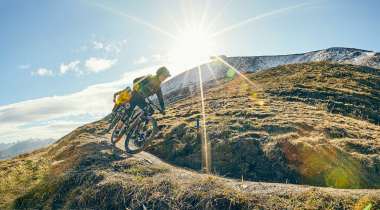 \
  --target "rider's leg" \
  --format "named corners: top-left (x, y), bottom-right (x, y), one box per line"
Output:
top-left (114, 106), bottom-right (134, 137)
top-left (112, 103), bottom-right (118, 111)
top-left (117, 98), bottom-right (148, 128)
top-left (110, 104), bottom-right (121, 121)
top-left (115, 93), bottom-right (141, 131)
